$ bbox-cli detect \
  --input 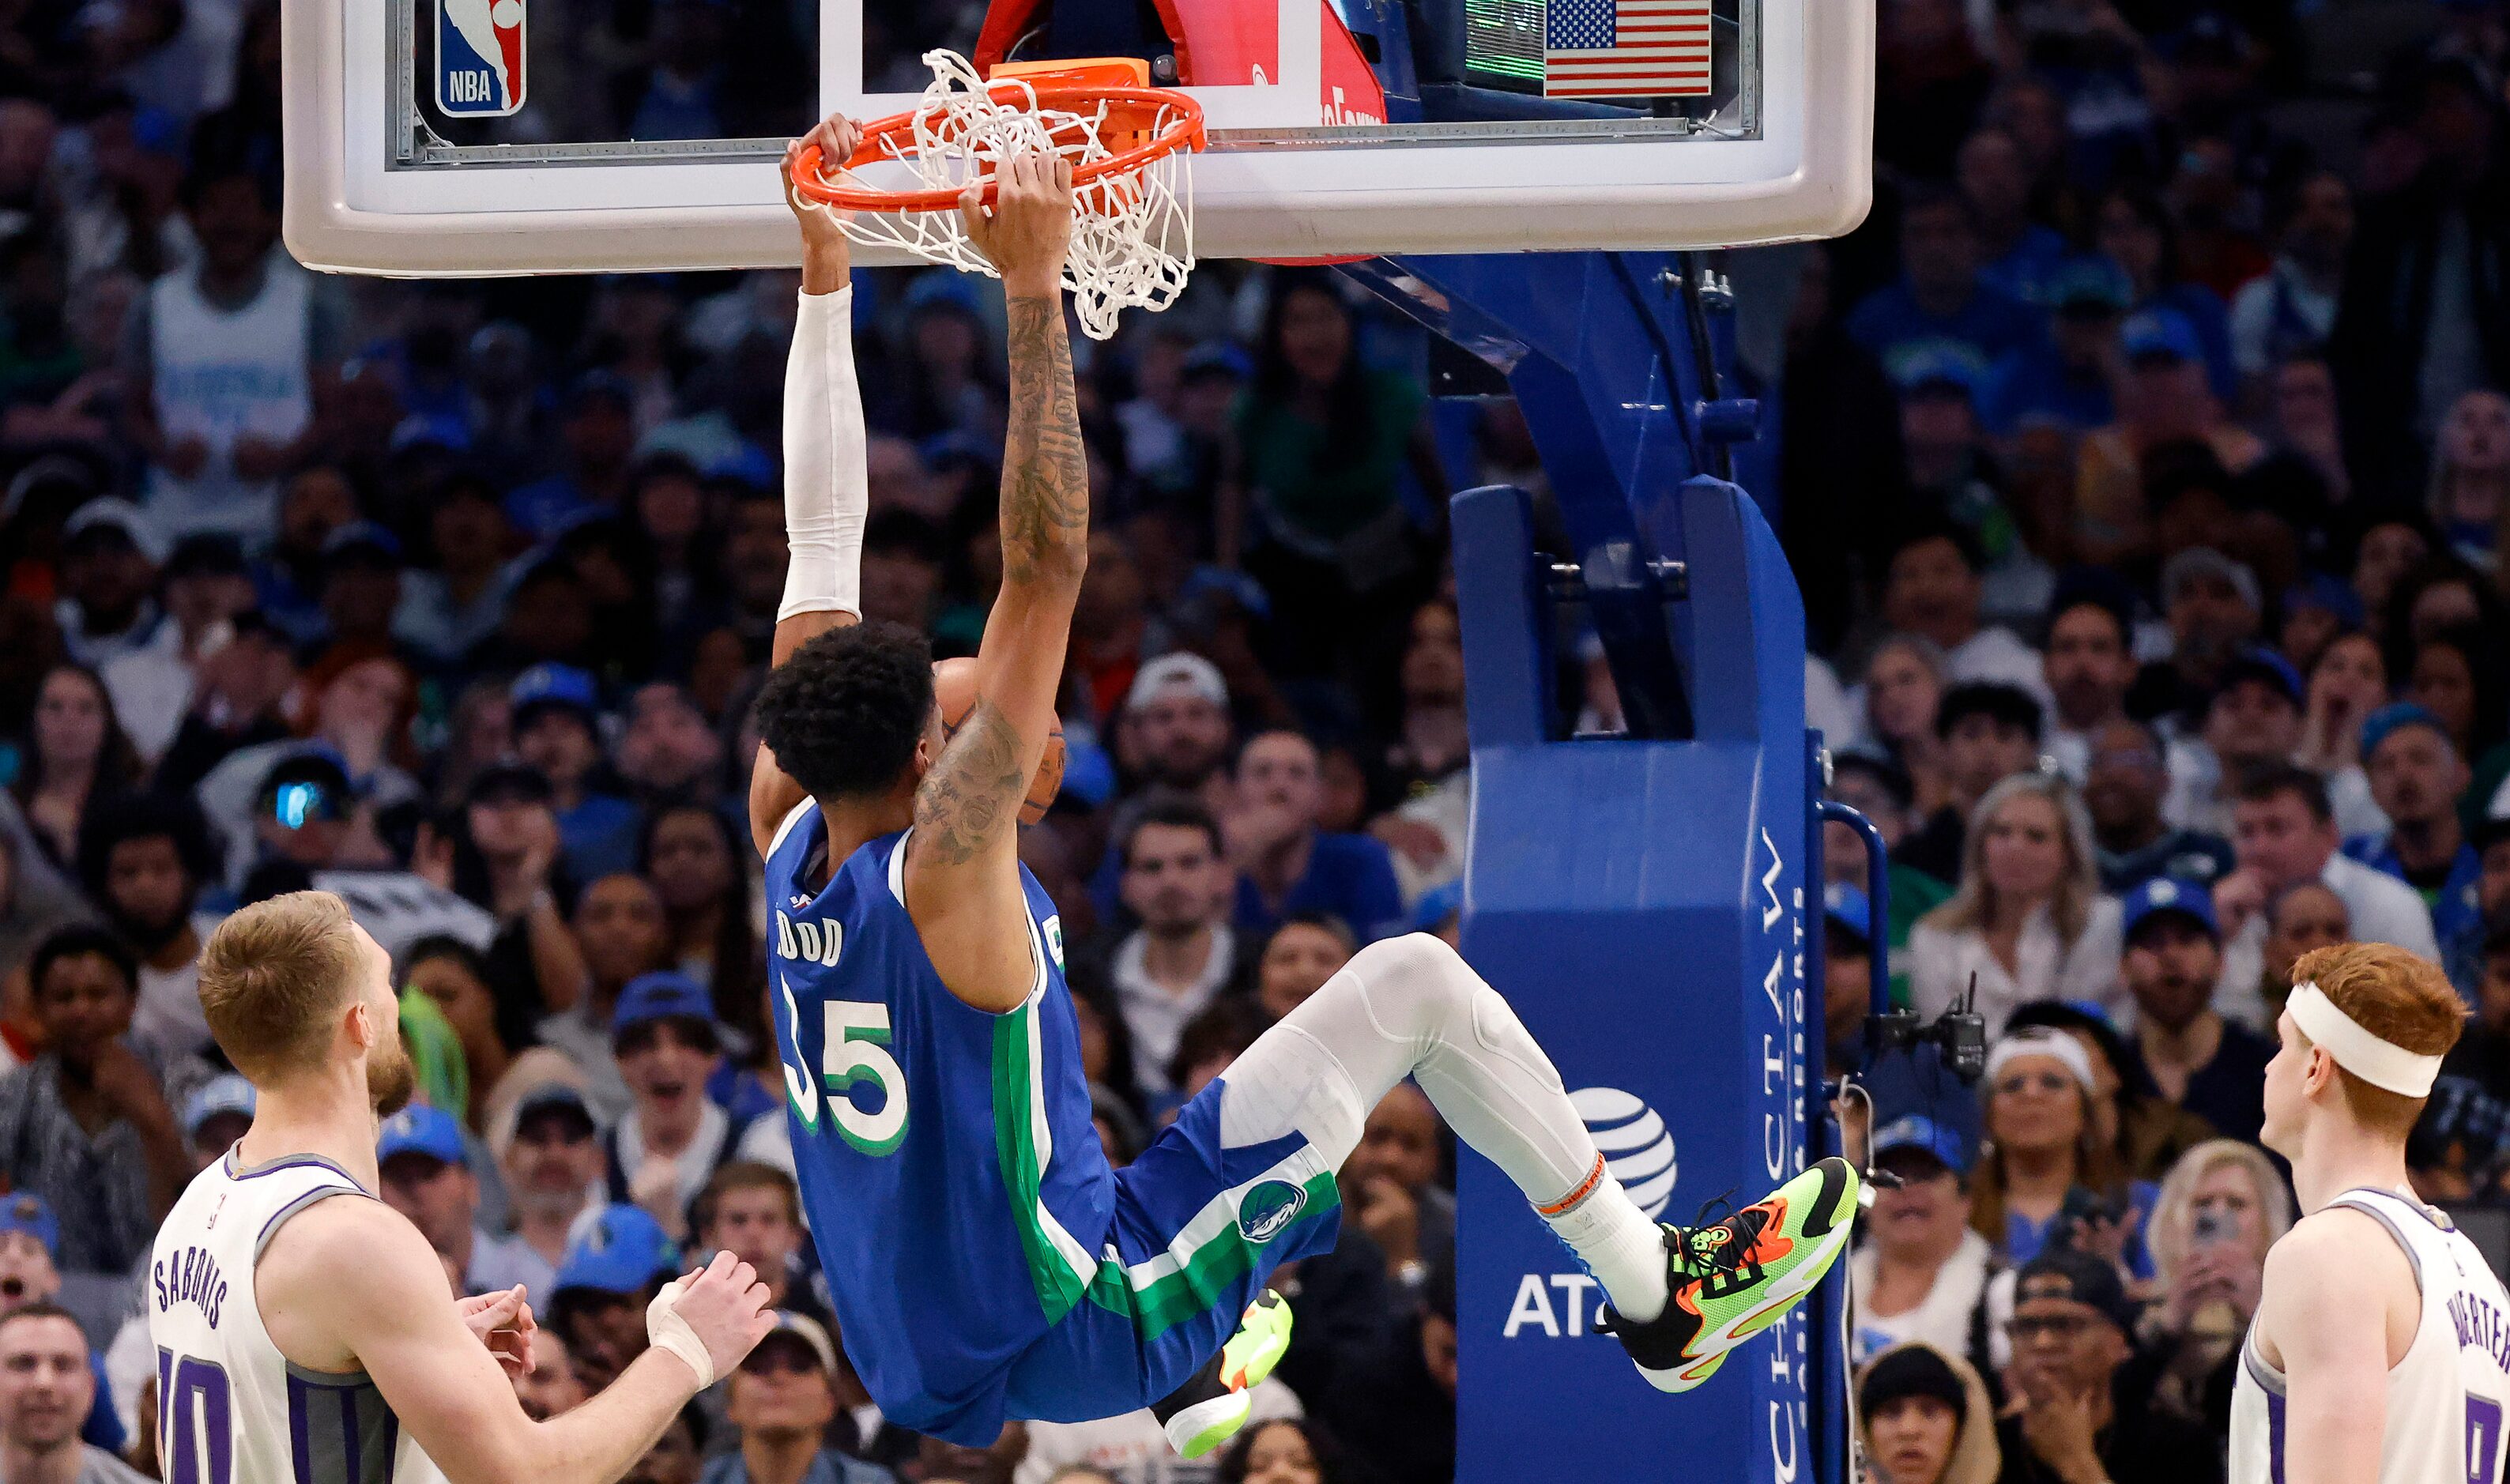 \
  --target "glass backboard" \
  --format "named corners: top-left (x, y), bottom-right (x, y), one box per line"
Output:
top-left (281, 0), bottom-right (1871, 274)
